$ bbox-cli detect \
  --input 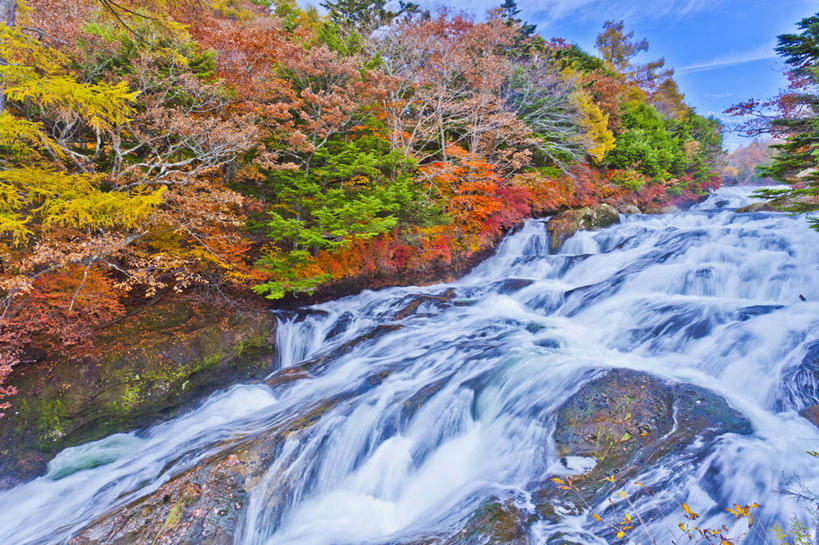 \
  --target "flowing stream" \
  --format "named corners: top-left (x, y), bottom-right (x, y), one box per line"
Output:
top-left (1, 187), bottom-right (818, 544)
